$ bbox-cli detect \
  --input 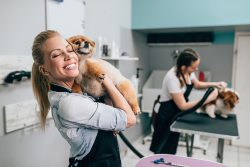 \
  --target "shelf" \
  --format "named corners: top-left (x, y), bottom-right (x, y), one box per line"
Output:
top-left (100, 57), bottom-right (139, 61)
